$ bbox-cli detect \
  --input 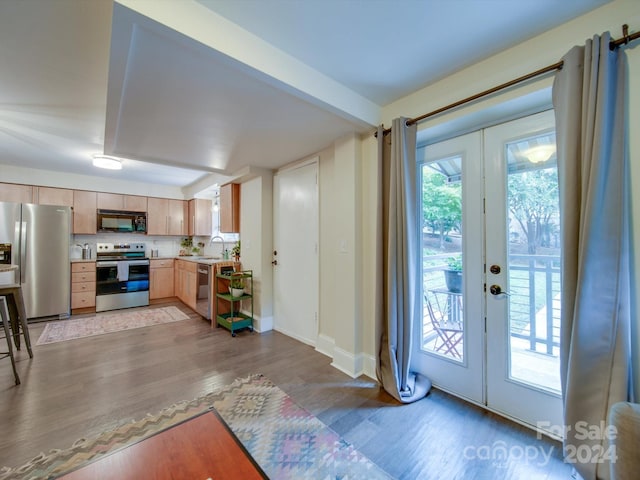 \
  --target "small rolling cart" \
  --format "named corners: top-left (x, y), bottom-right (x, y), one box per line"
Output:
top-left (214, 268), bottom-right (253, 337)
